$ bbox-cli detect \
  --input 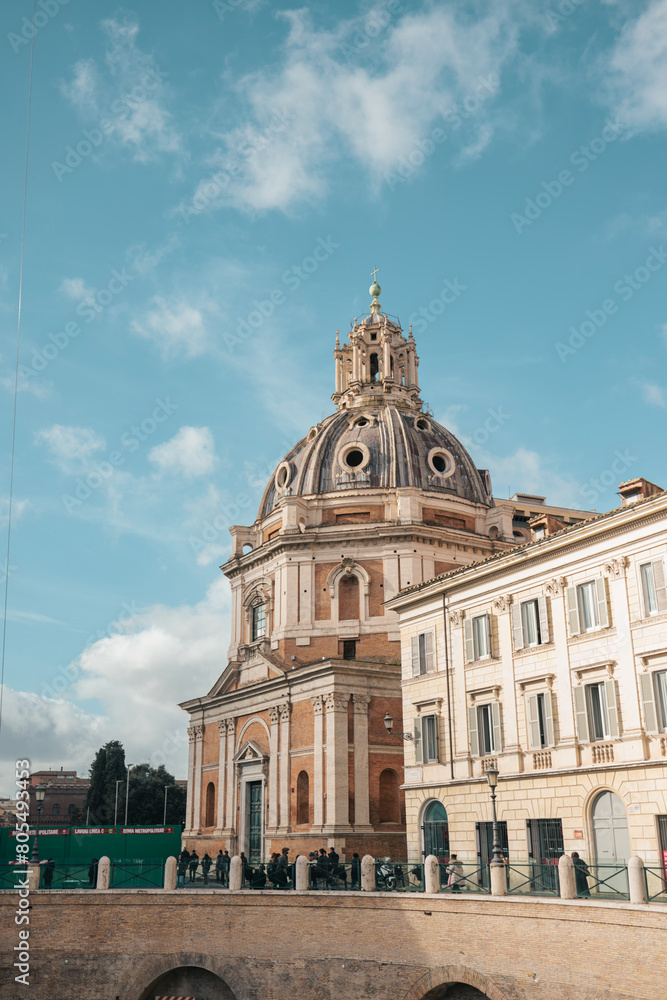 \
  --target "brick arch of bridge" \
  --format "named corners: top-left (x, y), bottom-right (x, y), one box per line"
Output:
top-left (120, 952), bottom-right (243, 1000)
top-left (404, 967), bottom-right (505, 1000)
